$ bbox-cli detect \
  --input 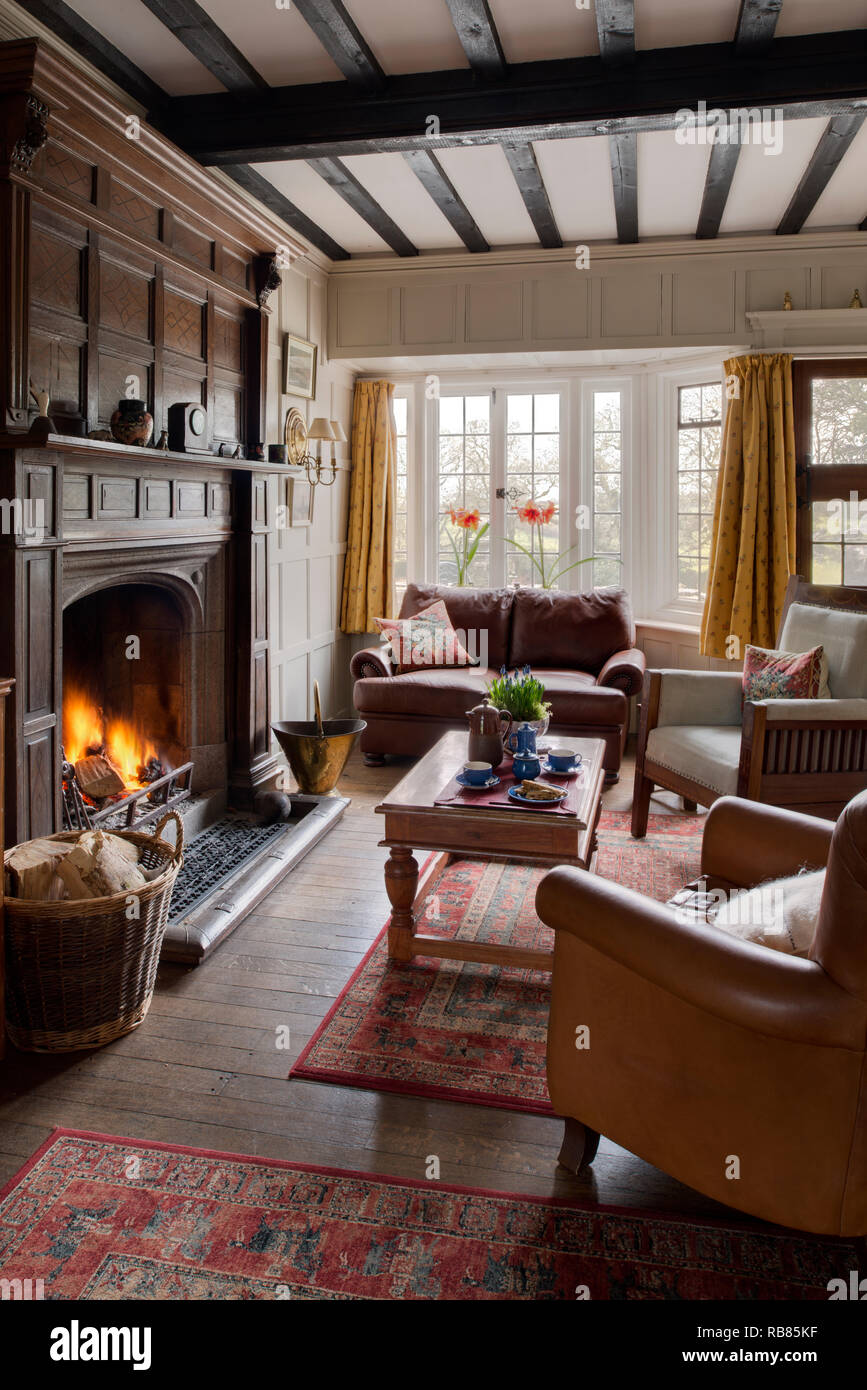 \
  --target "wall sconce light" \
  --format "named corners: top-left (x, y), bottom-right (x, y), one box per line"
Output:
top-left (301, 417), bottom-right (337, 486)
top-left (328, 419), bottom-right (347, 472)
